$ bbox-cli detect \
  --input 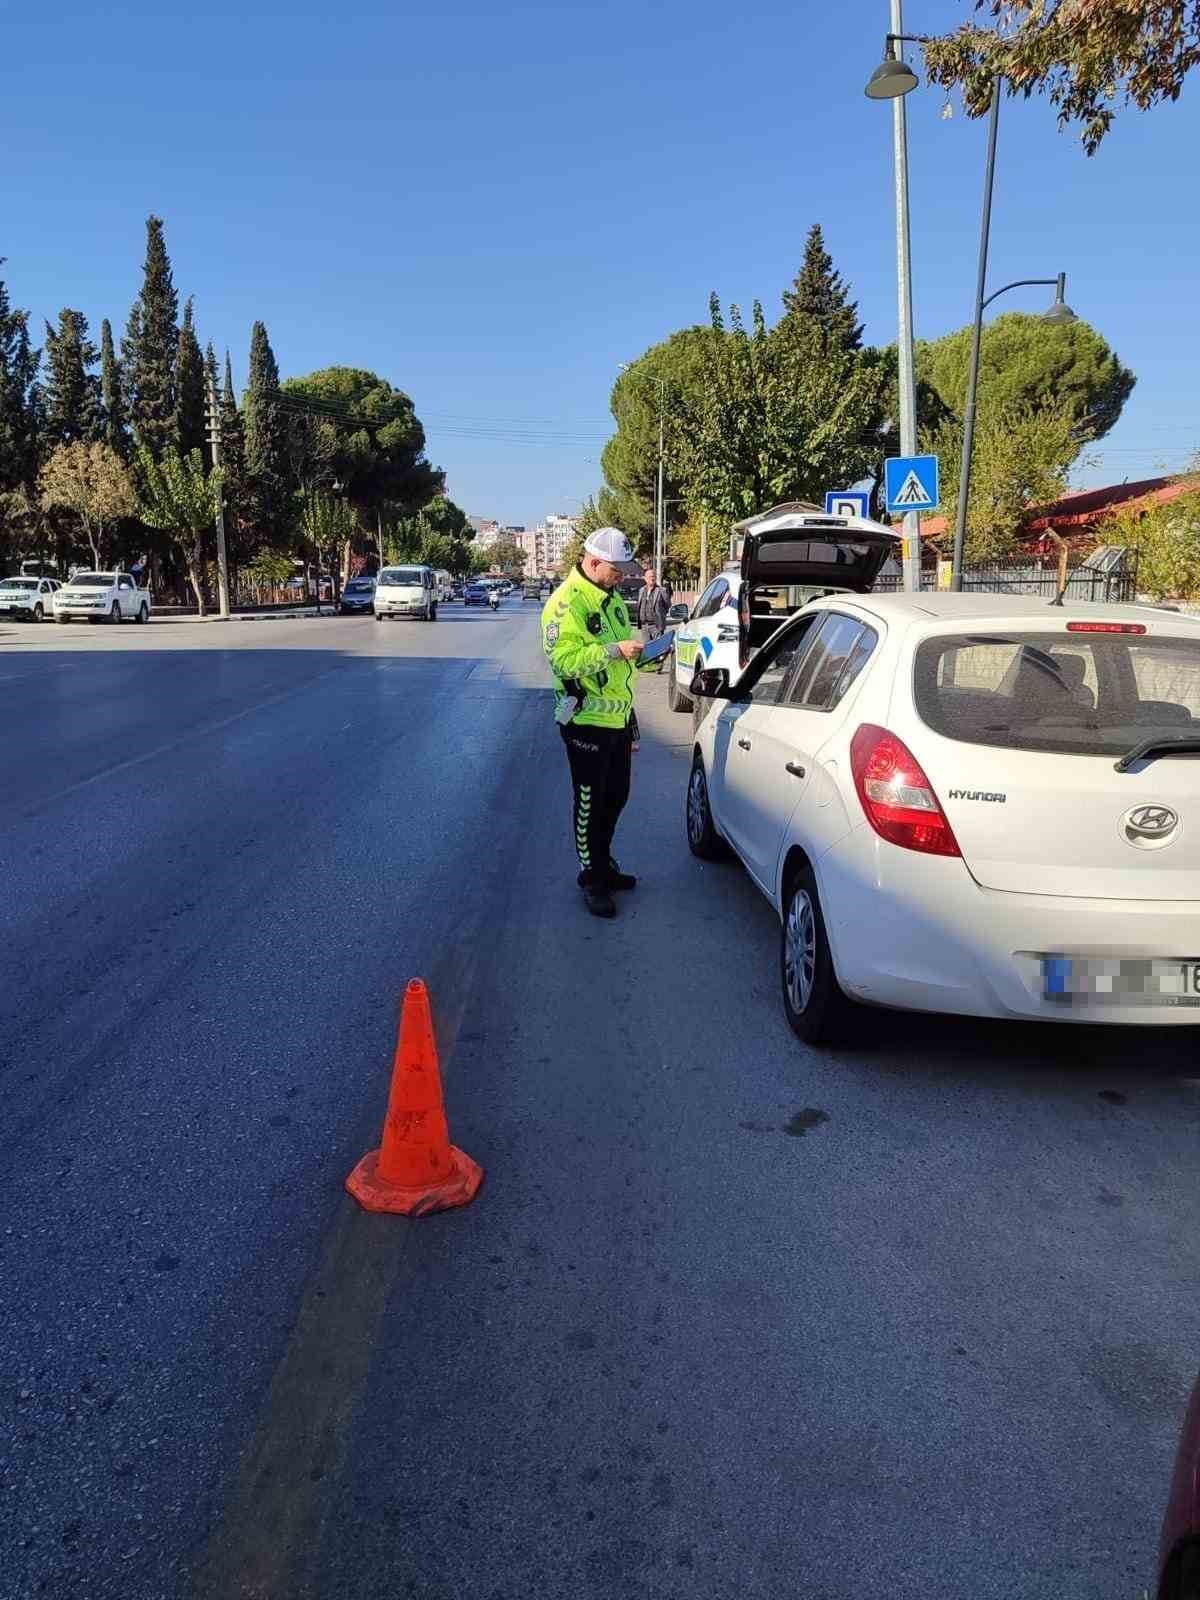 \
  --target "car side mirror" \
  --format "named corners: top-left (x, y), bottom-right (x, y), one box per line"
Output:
top-left (667, 603), bottom-right (689, 623)
top-left (691, 668), bottom-right (735, 699)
